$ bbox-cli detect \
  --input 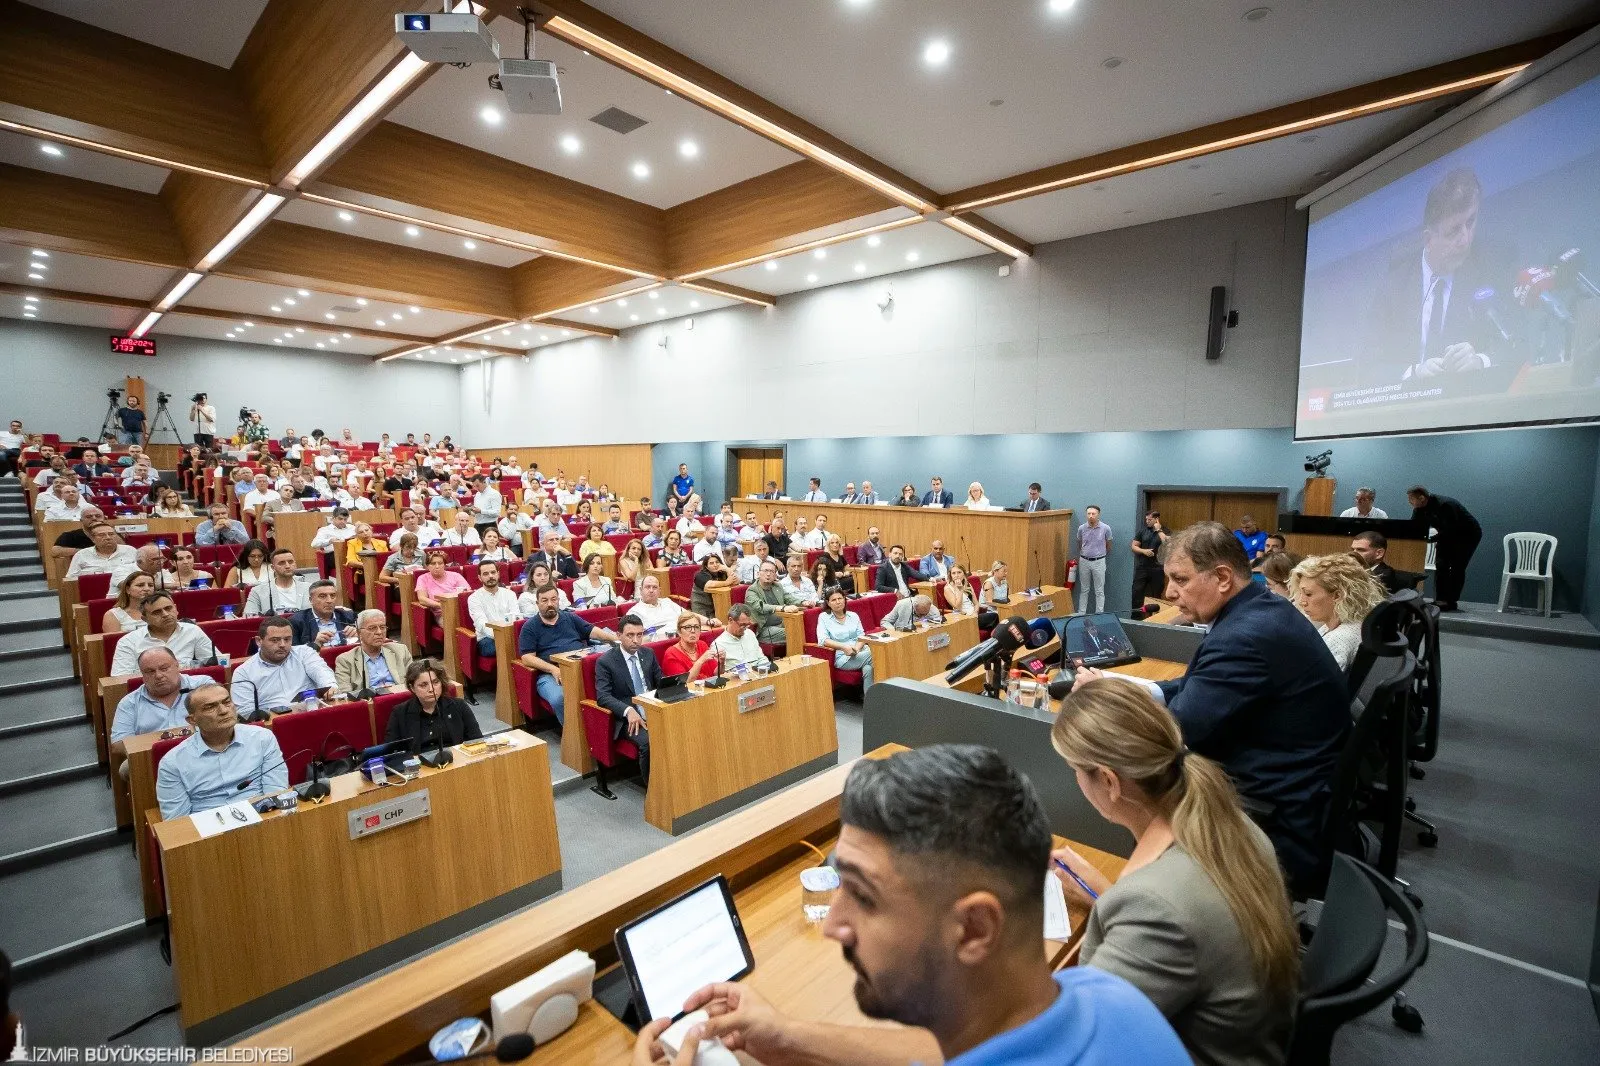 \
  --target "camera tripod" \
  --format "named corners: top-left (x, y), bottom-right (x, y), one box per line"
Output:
top-left (147, 392), bottom-right (187, 446)
top-left (96, 387), bottom-right (124, 443)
